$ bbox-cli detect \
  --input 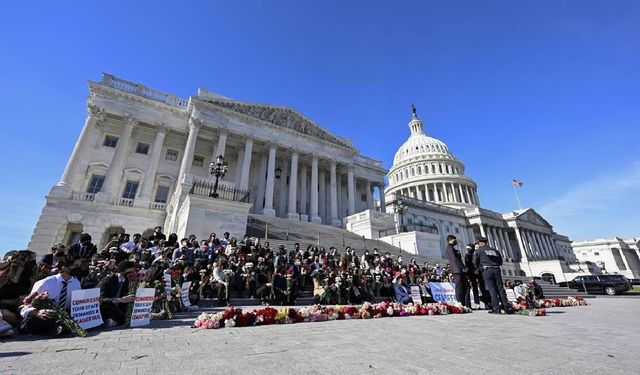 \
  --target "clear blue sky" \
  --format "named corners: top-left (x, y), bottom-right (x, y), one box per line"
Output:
top-left (1, 1), bottom-right (639, 254)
